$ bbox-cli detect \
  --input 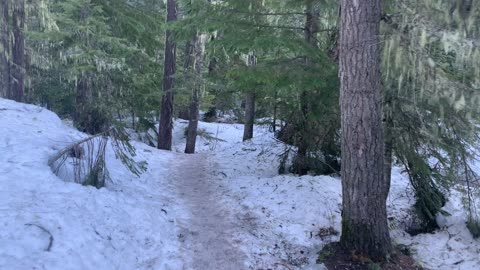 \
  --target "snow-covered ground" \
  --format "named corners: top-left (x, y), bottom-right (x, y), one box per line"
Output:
top-left (172, 118), bottom-right (480, 270)
top-left (1, 98), bottom-right (479, 270)
top-left (0, 99), bottom-right (184, 270)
